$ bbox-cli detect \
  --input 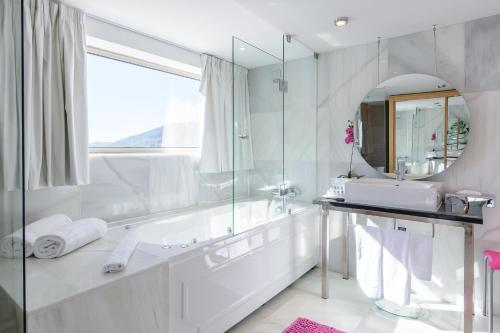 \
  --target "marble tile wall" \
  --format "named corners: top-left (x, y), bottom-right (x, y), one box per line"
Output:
top-left (26, 154), bottom-right (247, 224)
top-left (318, 14), bottom-right (500, 314)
